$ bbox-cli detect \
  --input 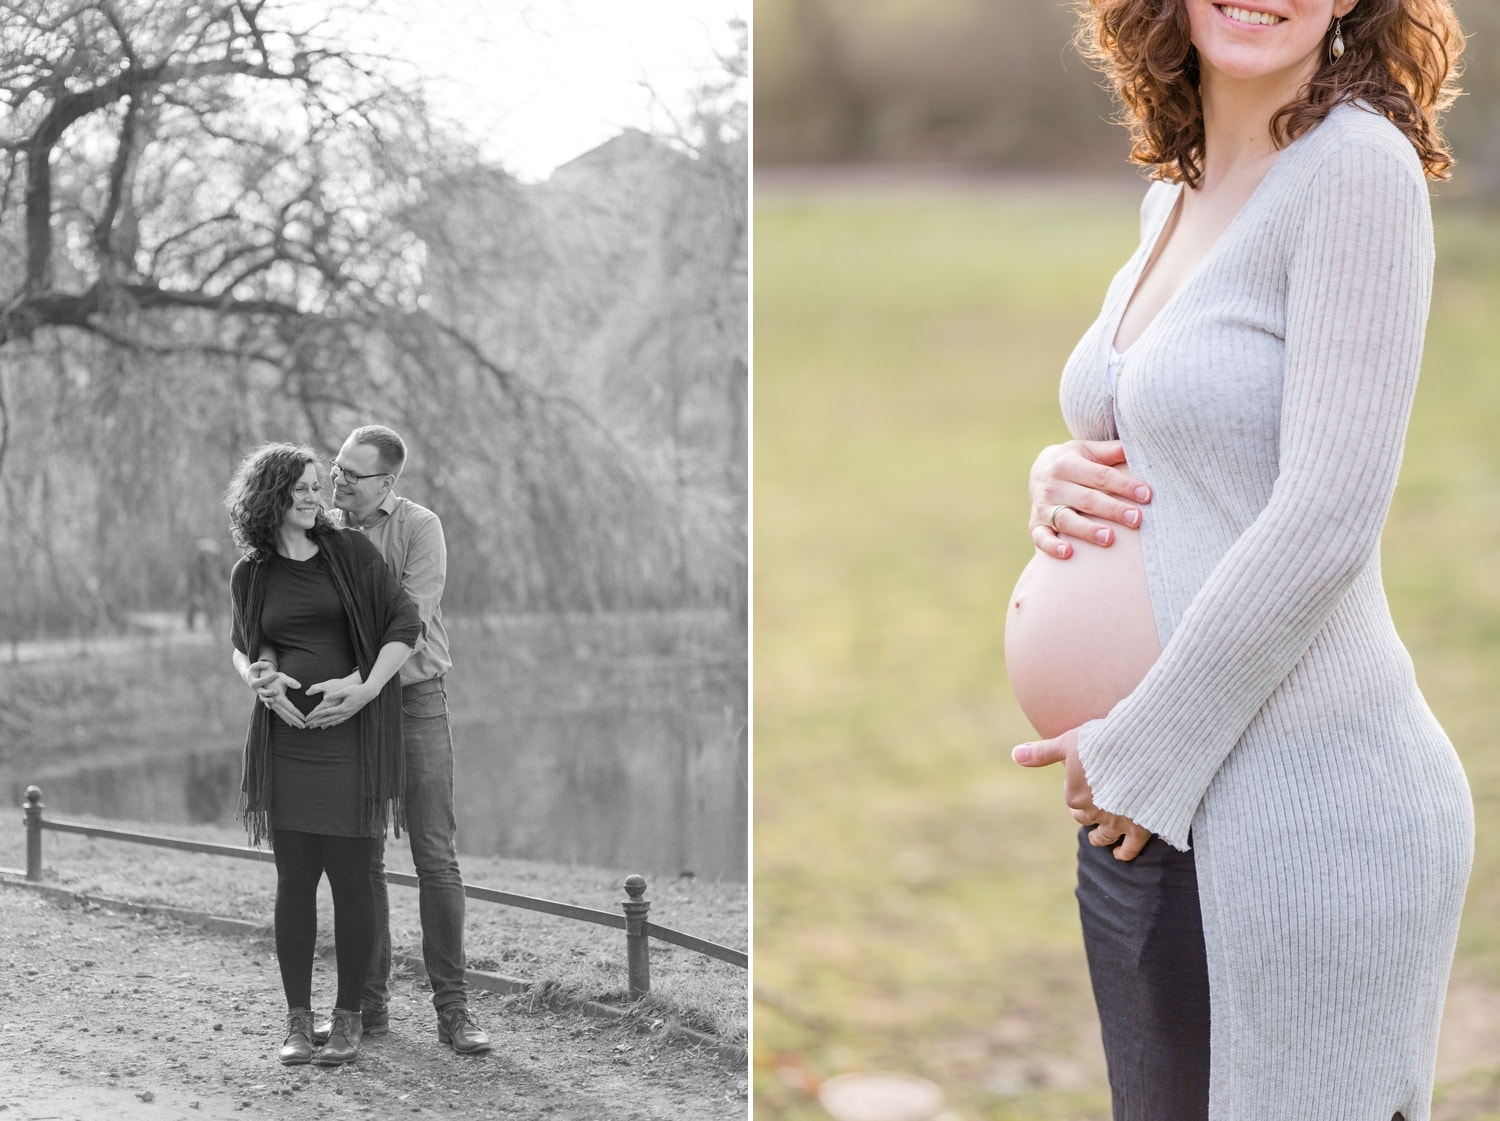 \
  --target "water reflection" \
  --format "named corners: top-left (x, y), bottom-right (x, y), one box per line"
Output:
top-left (5, 615), bottom-right (747, 880)
top-left (452, 704), bottom-right (747, 879)
top-left (12, 696), bottom-right (747, 880)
